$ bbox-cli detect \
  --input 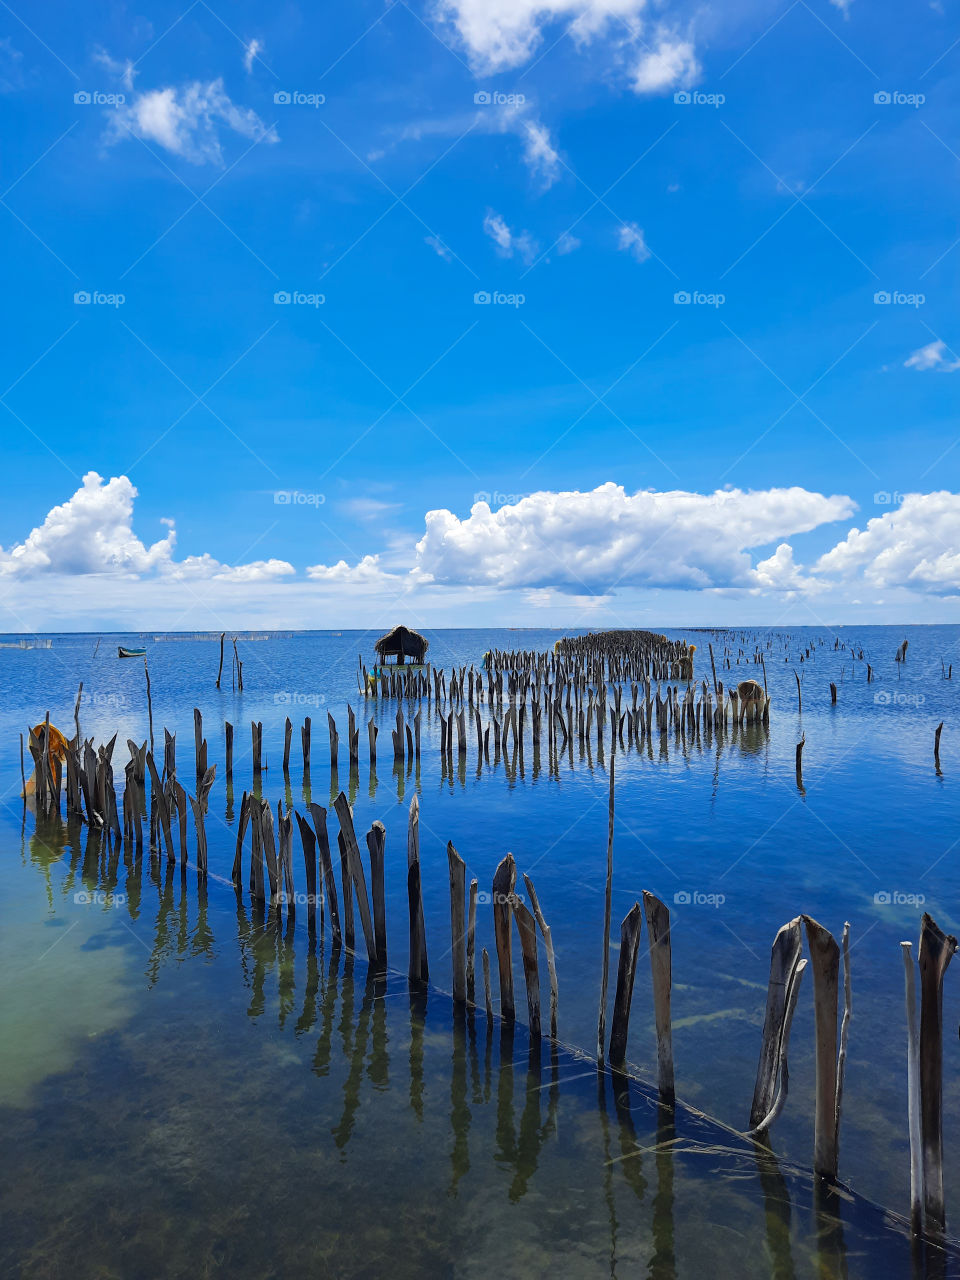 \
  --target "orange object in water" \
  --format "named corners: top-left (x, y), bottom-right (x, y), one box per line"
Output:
top-left (23, 722), bottom-right (69, 797)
